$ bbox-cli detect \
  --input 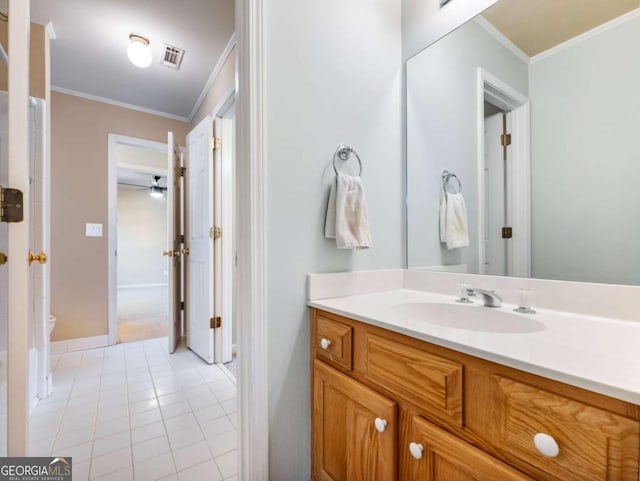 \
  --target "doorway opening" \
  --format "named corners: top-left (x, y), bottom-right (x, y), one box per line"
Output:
top-left (116, 168), bottom-right (169, 343)
top-left (108, 135), bottom-right (170, 345)
top-left (477, 68), bottom-right (531, 278)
